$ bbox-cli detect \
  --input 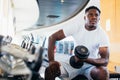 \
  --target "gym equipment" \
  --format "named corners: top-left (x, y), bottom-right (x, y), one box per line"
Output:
top-left (69, 45), bottom-right (89, 69)
top-left (0, 36), bottom-right (44, 80)
top-left (0, 35), bottom-right (12, 46)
